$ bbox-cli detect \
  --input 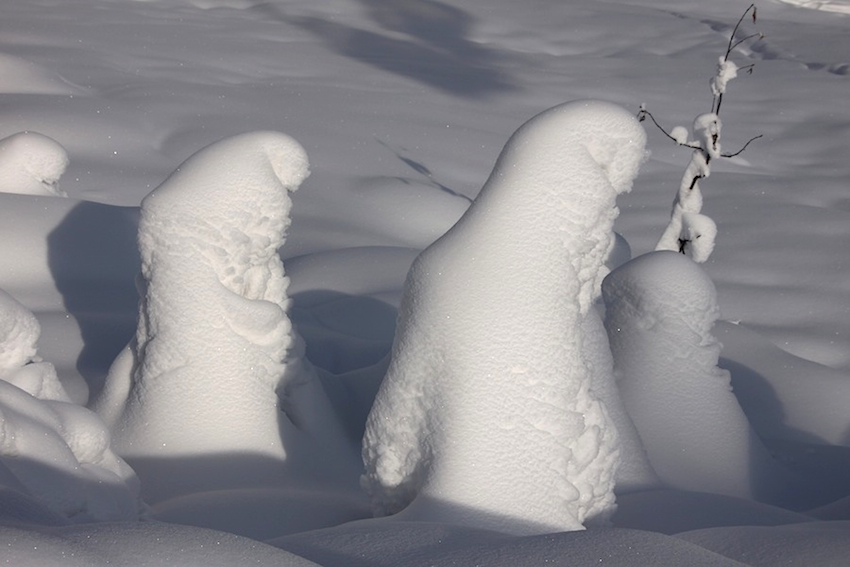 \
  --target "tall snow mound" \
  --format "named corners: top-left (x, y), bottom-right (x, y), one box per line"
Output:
top-left (362, 100), bottom-right (647, 535)
top-left (0, 289), bottom-right (140, 522)
top-left (602, 251), bottom-right (781, 500)
top-left (94, 131), bottom-right (326, 460)
top-left (0, 132), bottom-right (69, 197)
